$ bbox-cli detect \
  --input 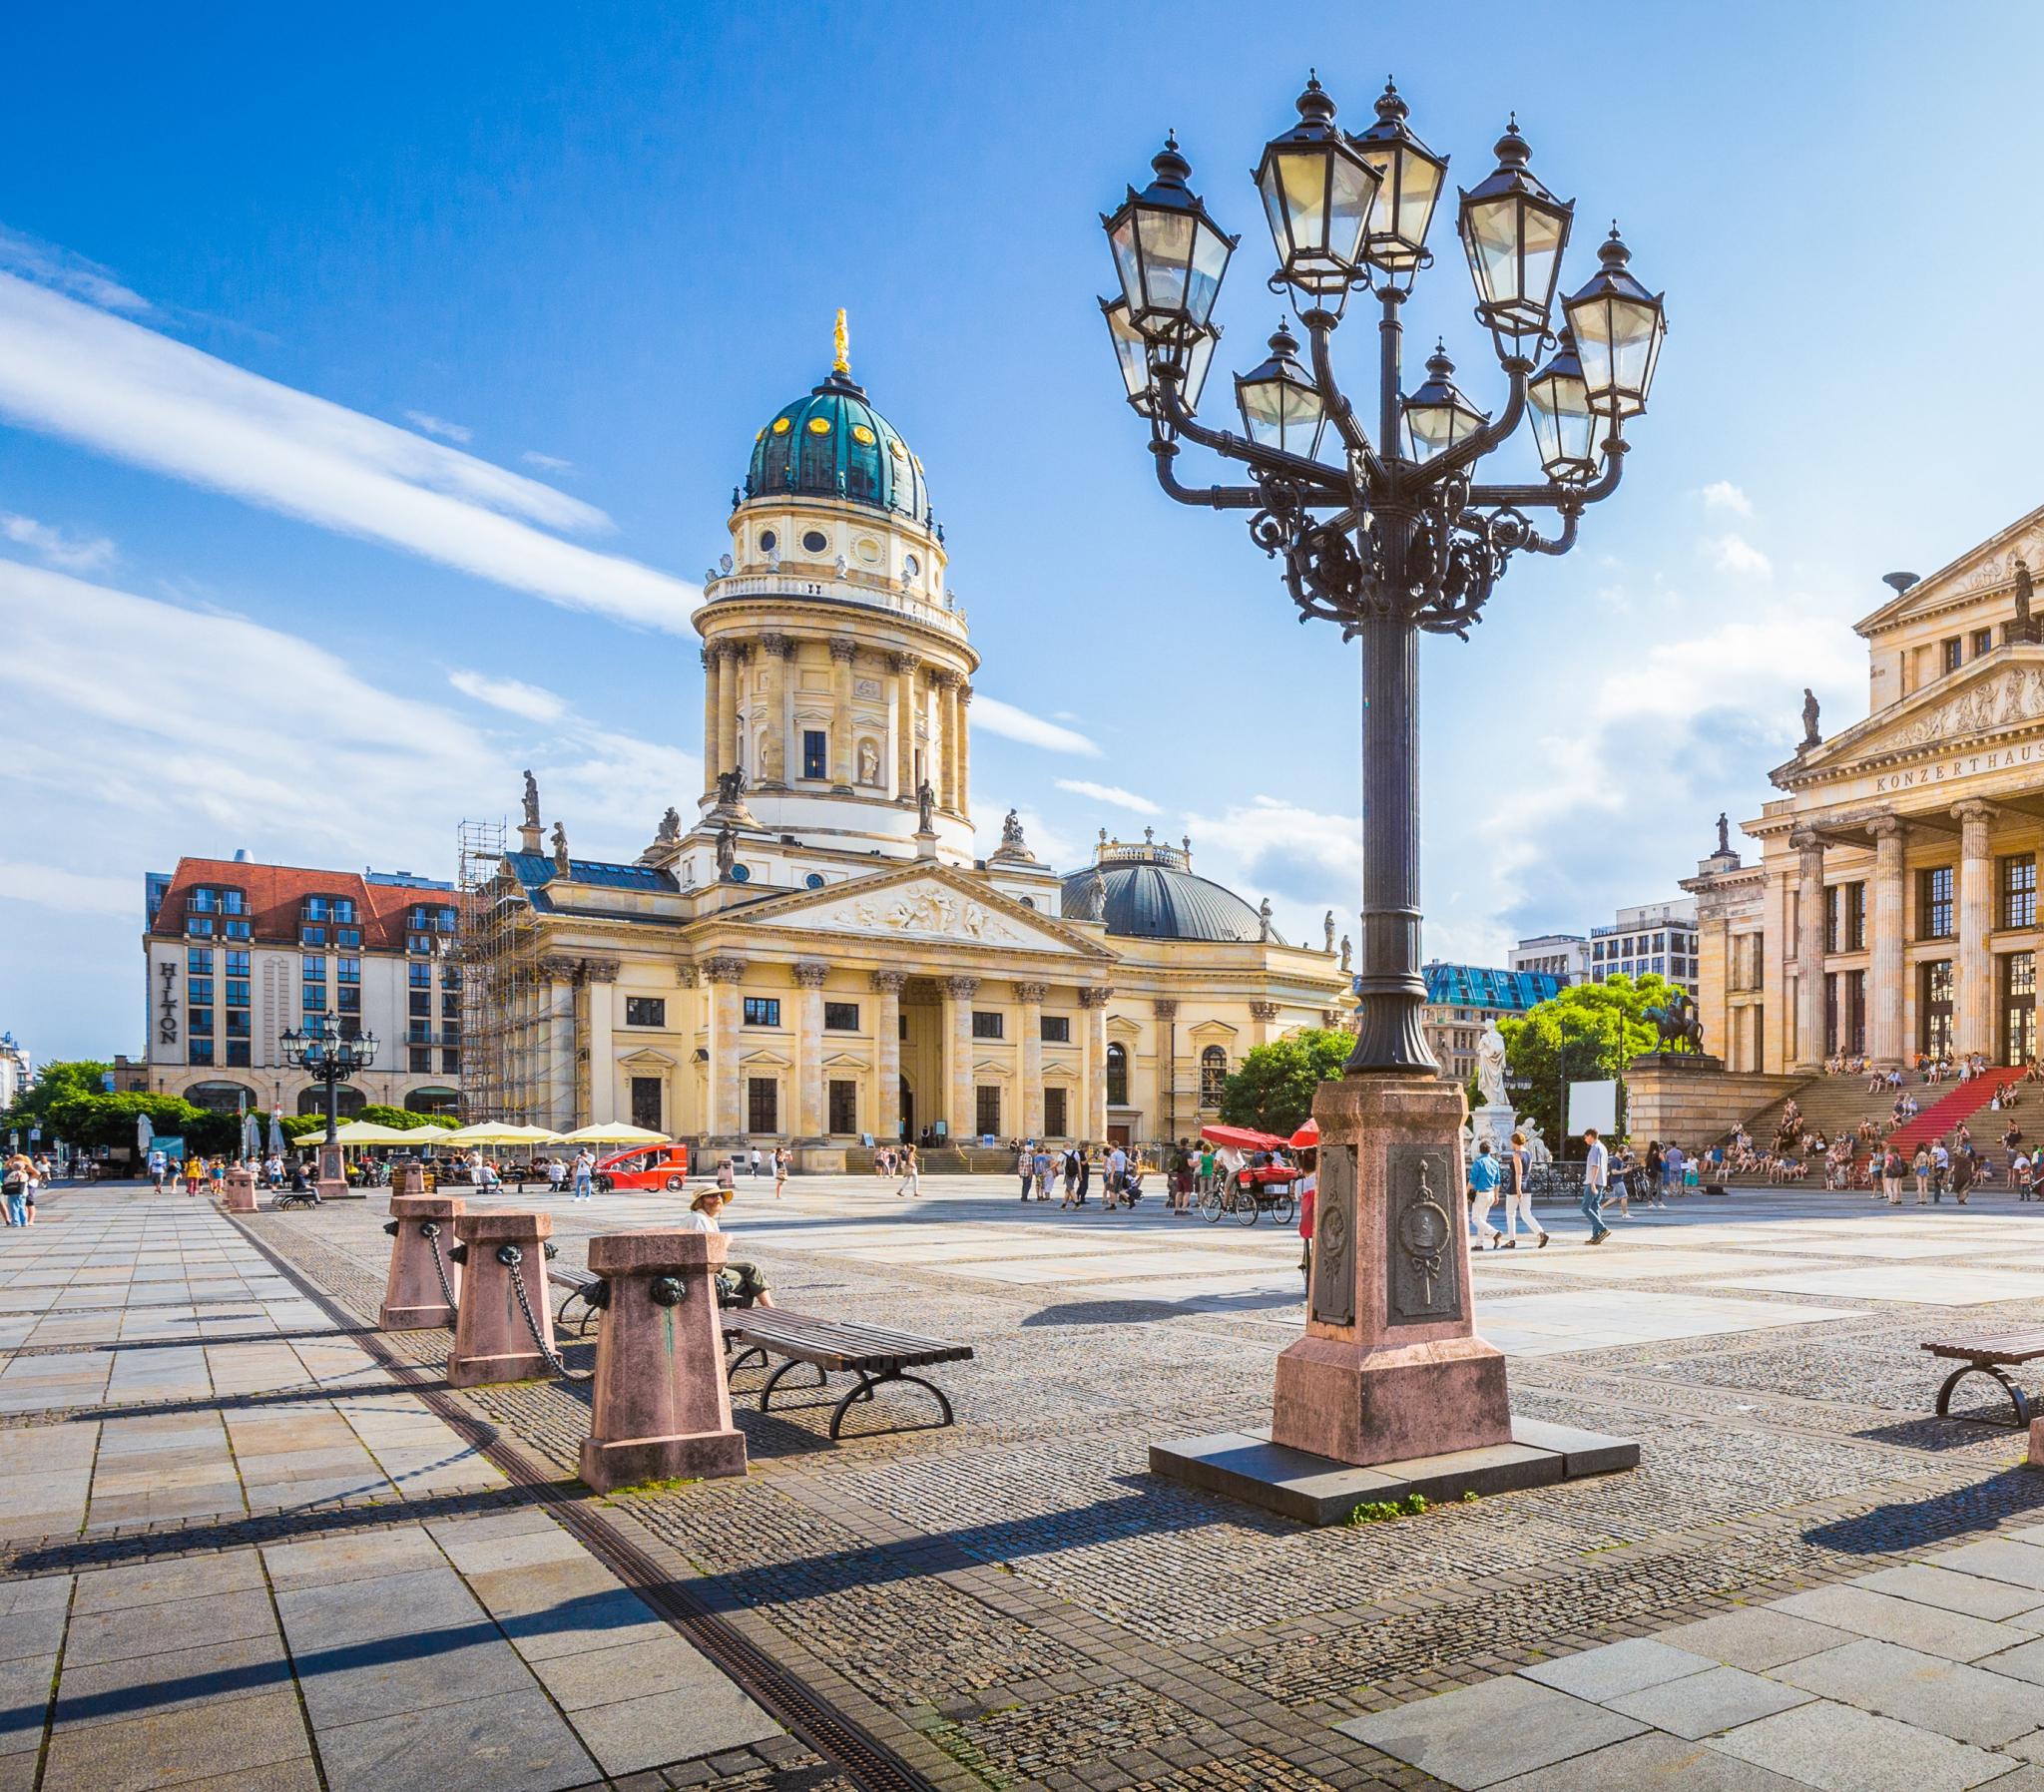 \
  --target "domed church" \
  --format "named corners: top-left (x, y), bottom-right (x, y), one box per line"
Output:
top-left (468, 321), bottom-right (1350, 1163)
